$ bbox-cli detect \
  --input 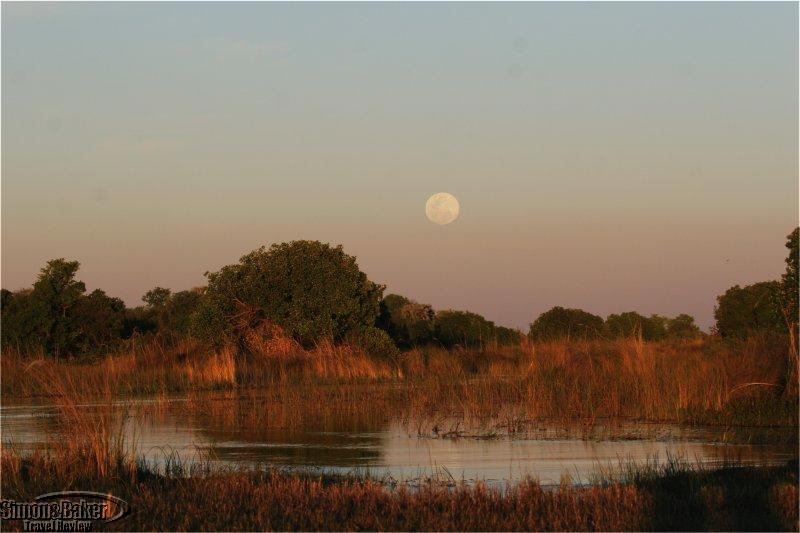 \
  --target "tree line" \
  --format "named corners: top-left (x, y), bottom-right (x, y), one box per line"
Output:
top-left (2, 228), bottom-right (797, 359)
